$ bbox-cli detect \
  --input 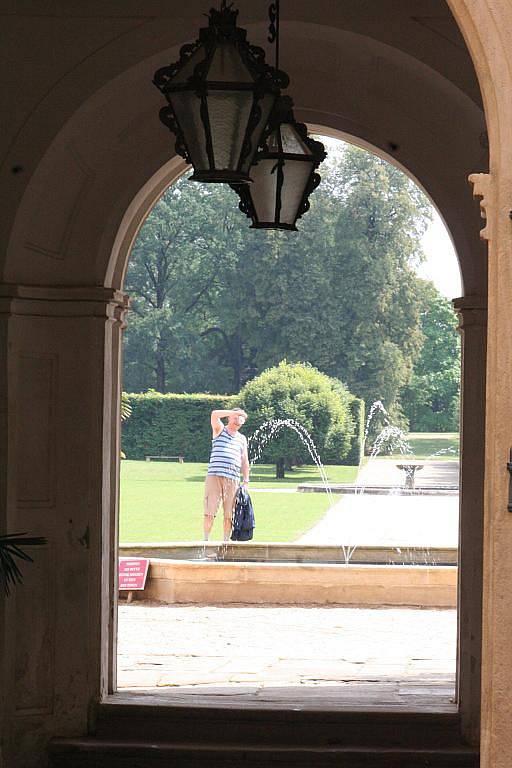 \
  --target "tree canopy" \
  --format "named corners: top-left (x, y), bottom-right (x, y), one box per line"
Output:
top-left (400, 281), bottom-right (460, 431)
top-left (123, 139), bottom-right (459, 431)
